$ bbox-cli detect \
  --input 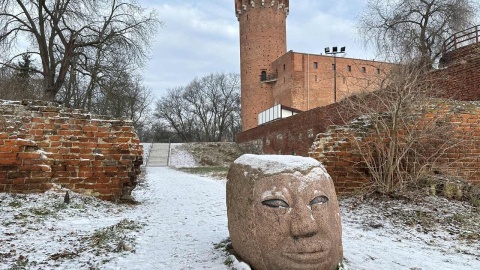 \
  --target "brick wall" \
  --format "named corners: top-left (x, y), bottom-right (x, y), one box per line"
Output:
top-left (308, 100), bottom-right (480, 192)
top-left (0, 100), bottom-right (143, 201)
top-left (434, 43), bottom-right (480, 101)
top-left (271, 52), bottom-right (393, 111)
top-left (238, 99), bottom-right (480, 191)
top-left (237, 102), bottom-right (352, 156)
